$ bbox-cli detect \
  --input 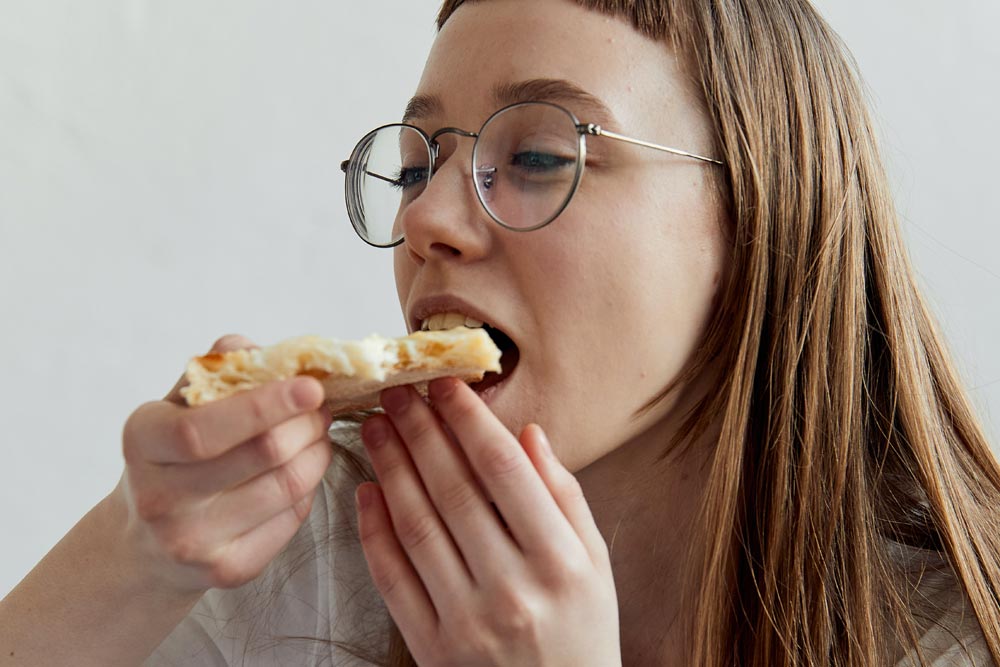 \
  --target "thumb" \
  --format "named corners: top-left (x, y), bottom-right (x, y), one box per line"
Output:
top-left (164, 334), bottom-right (259, 405)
